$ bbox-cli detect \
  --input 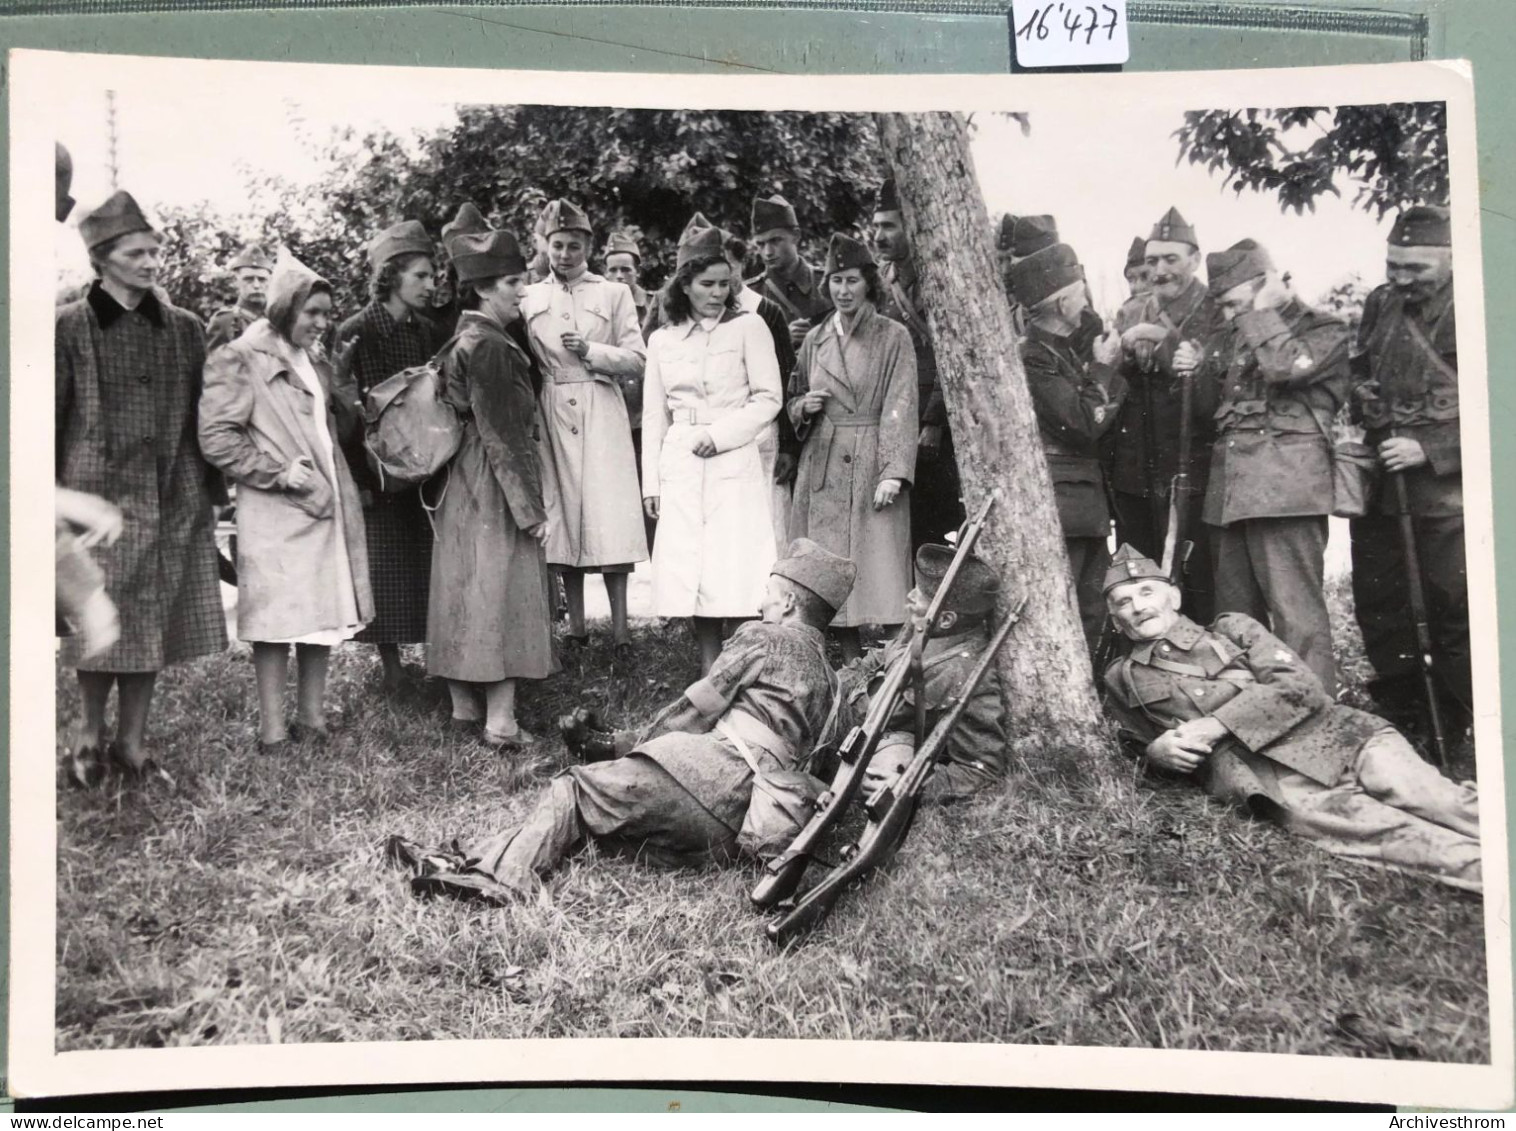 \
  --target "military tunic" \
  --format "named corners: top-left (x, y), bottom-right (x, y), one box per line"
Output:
top-left (1103, 613), bottom-right (1480, 890)
top-left (462, 619), bottom-right (839, 895)
top-left (204, 300), bottom-right (262, 354)
top-left (878, 257), bottom-right (965, 548)
top-left (1203, 299), bottom-right (1352, 691)
top-left (1107, 276), bottom-right (1227, 623)
top-left (1348, 280), bottom-right (1470, 716)
top-left (747, 257), bottom-right (832, 327)
top-left (55, 284), bottom-right (227, 671)
top-left (844, 623), bottom-right (1008, 802)
top-left (1020, 322), bottom-right (1127, 649)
